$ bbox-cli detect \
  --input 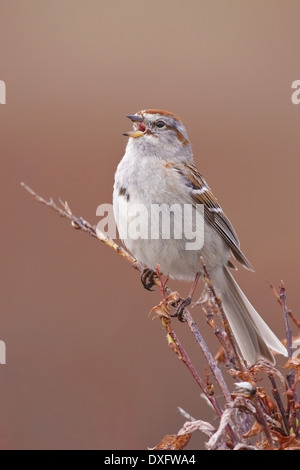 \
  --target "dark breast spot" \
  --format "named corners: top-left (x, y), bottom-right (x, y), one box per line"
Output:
top-left (119, 186), bottom-right (130, 201)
